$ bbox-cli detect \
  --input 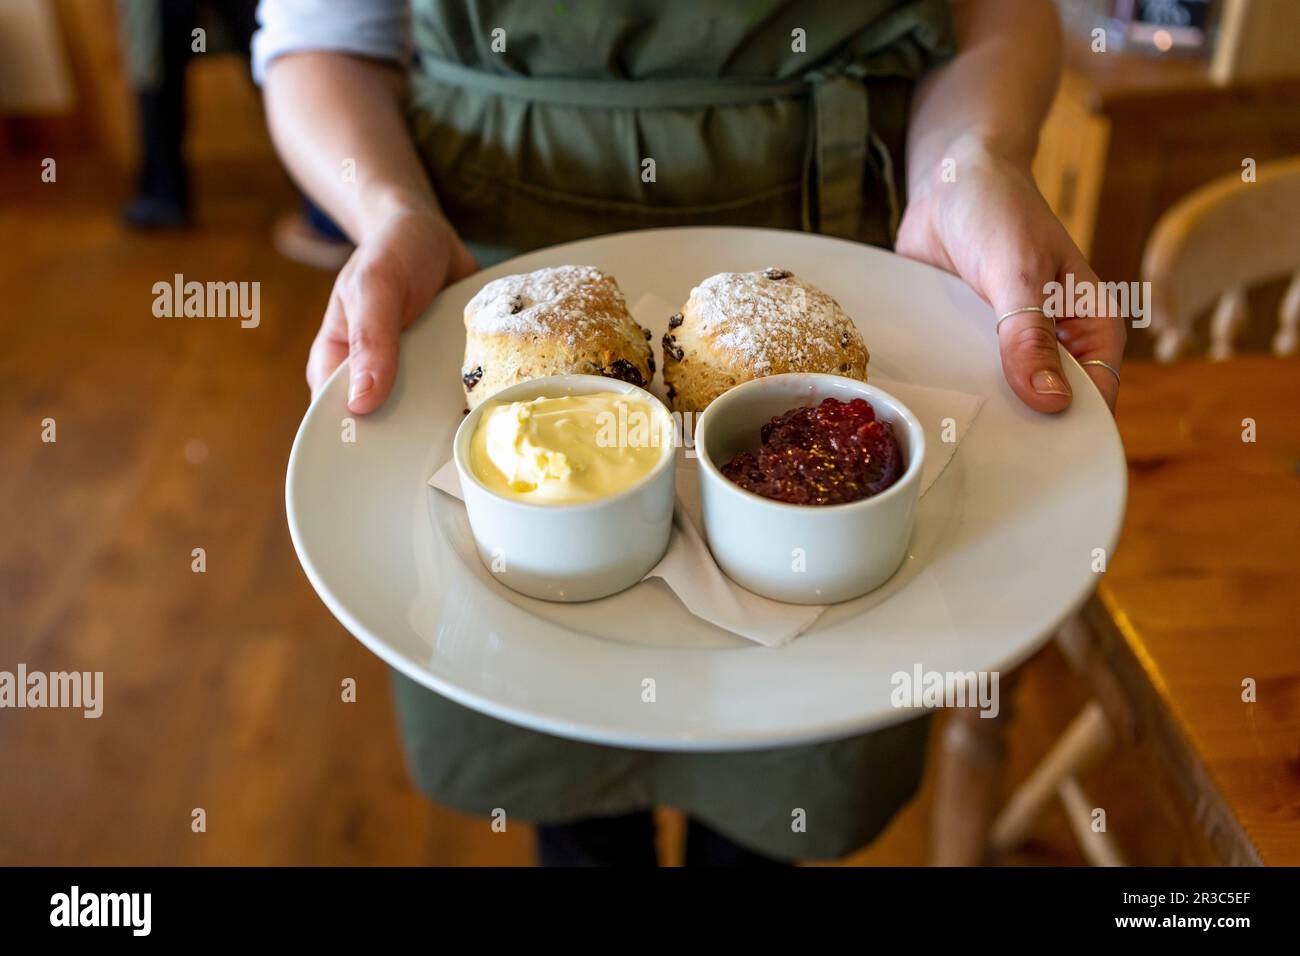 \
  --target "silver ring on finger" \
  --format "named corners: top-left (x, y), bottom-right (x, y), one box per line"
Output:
top-left (1080, 359), bottom-right (1121, 385)
top-left (996, 305), bottom-right (1048, 332)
